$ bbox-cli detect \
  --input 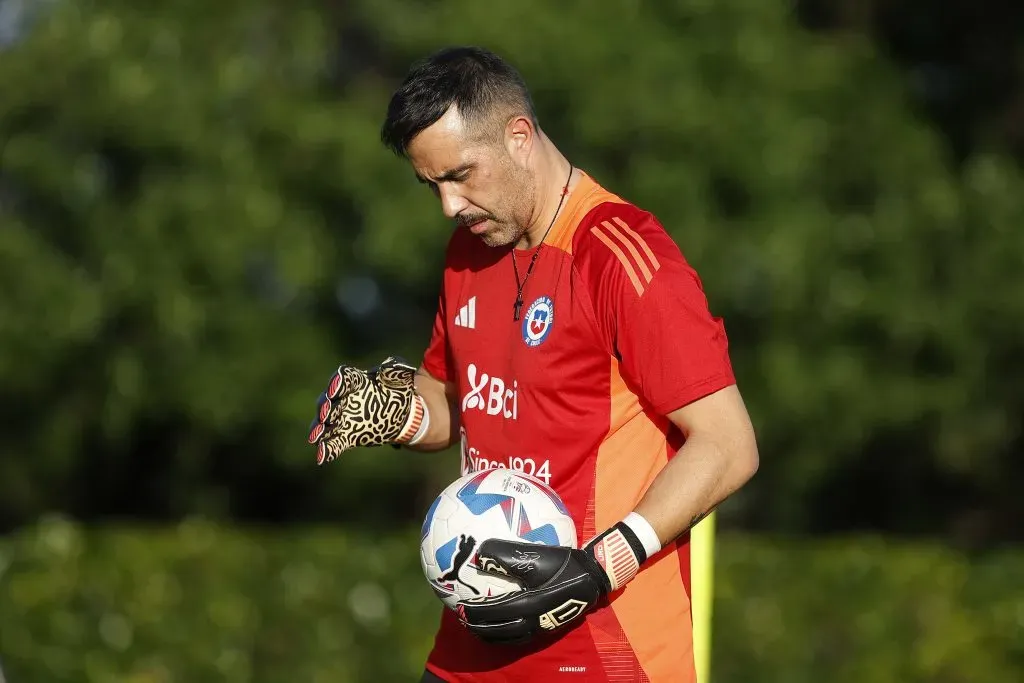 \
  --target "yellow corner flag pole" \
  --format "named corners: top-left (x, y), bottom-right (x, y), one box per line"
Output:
top-left (691, 510), bottom-right (716, 683)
